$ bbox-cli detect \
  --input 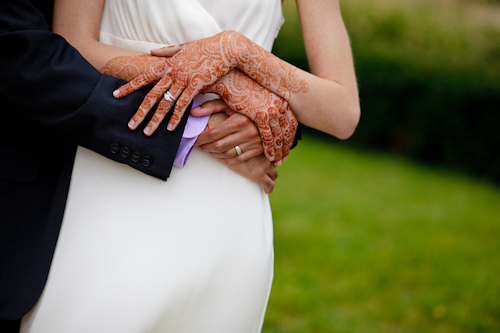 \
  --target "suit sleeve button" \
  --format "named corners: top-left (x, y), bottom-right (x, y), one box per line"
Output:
top-left (131, 151), bottom-right (141, 163)
top-left (120, 147), bottom-right (131, 158)
top-left (142, 155), bottom-right (152, 167)
top-left (110, 143), bottom-right (120, 154)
